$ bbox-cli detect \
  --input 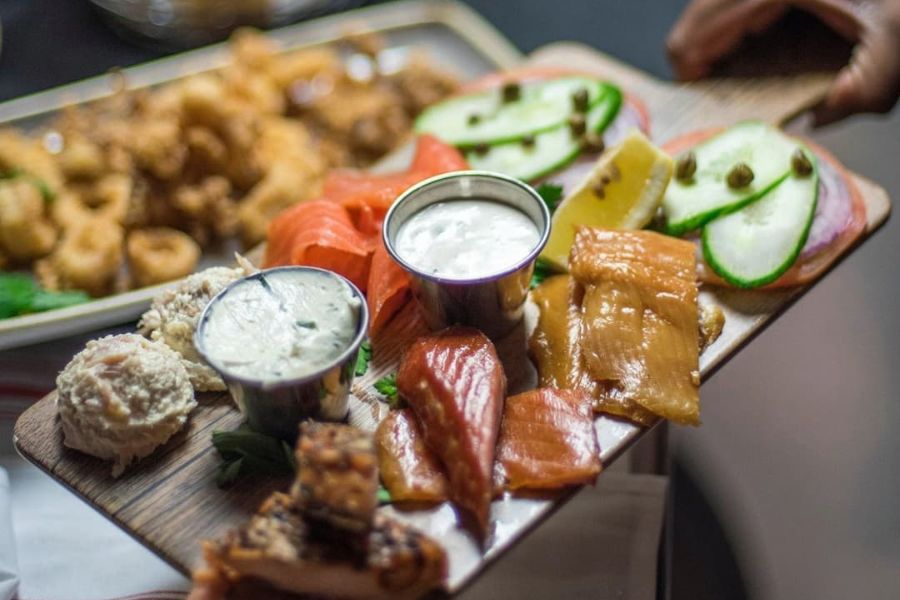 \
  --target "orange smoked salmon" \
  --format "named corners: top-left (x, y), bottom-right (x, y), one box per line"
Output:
top-left (494, 388), bottom-right (601, 491)
top-left (375, 409), bottom-right (449, 504)
top-left (397, 327), bottom-right (506, 537)
top-left (570, 227), bottom-right (700, 425)
top-left (367, 238), bottom-right (412, 337)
